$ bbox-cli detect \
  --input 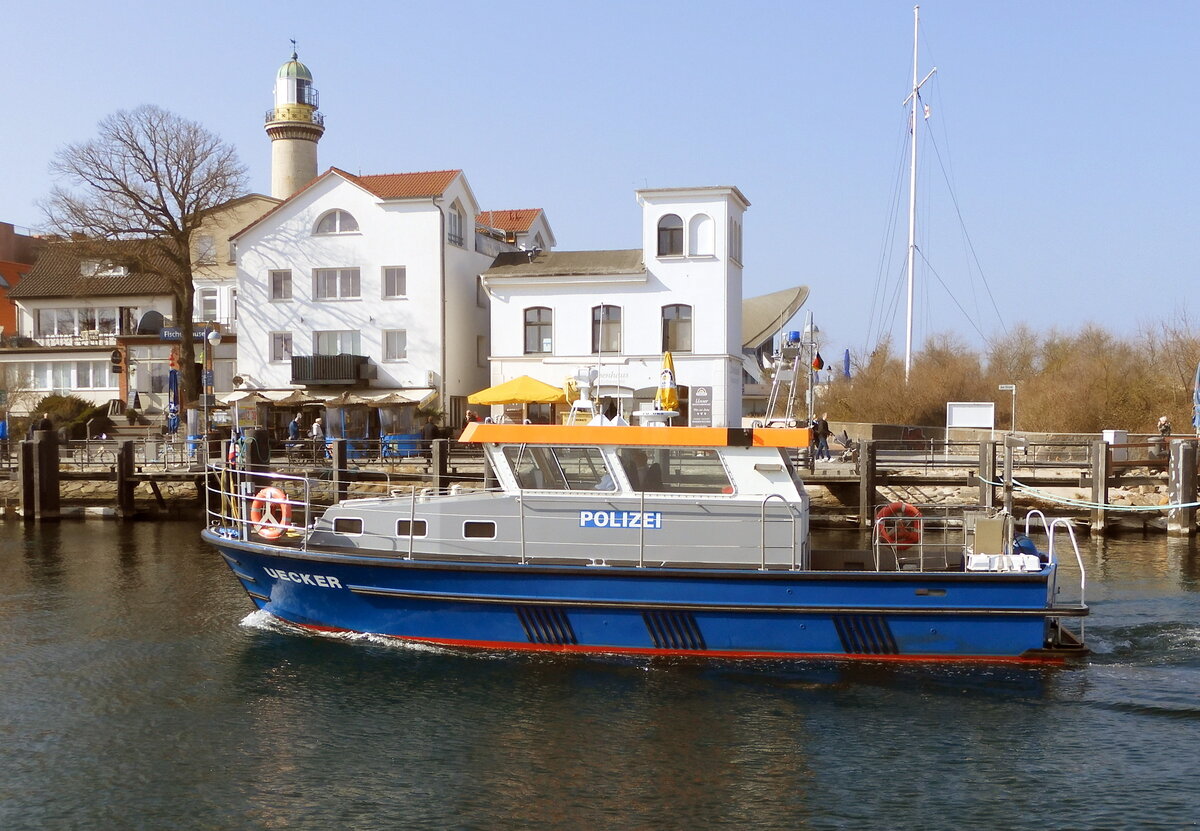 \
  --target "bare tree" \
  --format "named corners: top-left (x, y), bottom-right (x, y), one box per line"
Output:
top-left (43, 104), bottom-right (248, 405)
